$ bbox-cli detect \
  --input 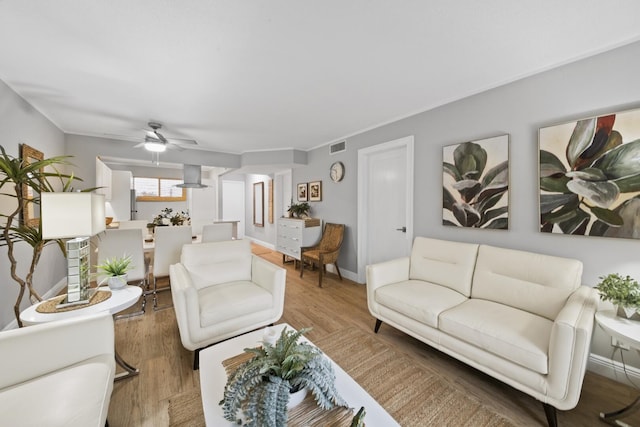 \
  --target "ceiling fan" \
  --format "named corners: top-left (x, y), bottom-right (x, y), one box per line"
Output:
top-left (135, 122), bottom-right (198, 153)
